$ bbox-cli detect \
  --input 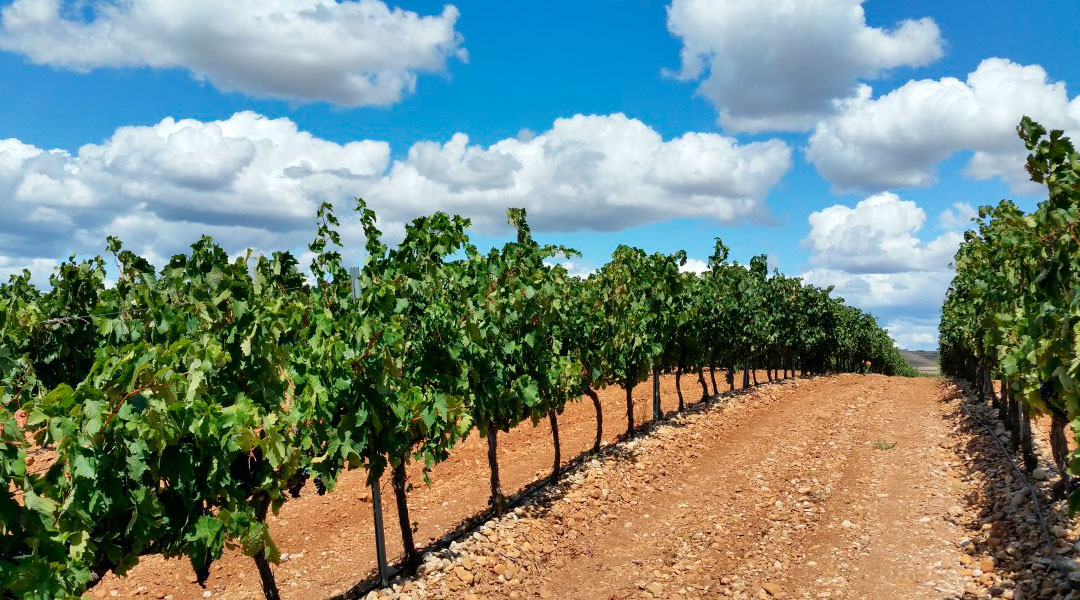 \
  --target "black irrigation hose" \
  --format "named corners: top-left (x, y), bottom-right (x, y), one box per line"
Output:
top-left (958, 396), bottom-right (1079, 590)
